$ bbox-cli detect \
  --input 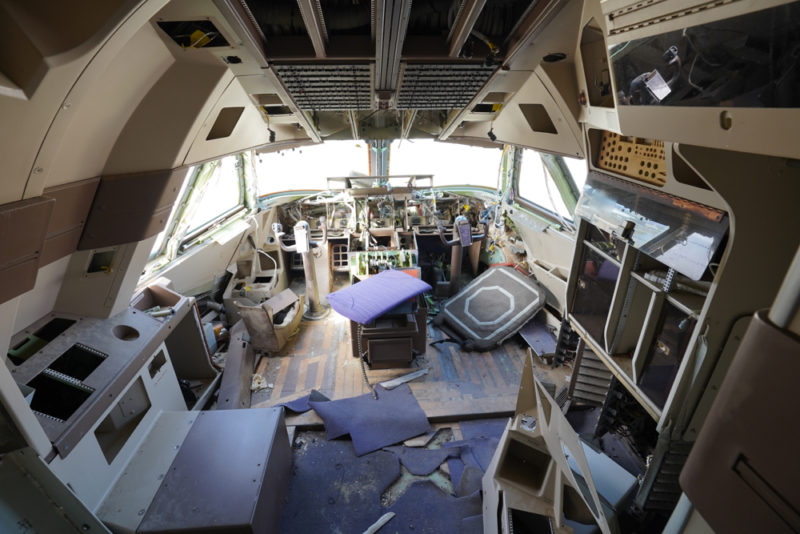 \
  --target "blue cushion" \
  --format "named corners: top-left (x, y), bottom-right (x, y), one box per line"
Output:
top-left (328, 269), bottom-right (431, 324)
